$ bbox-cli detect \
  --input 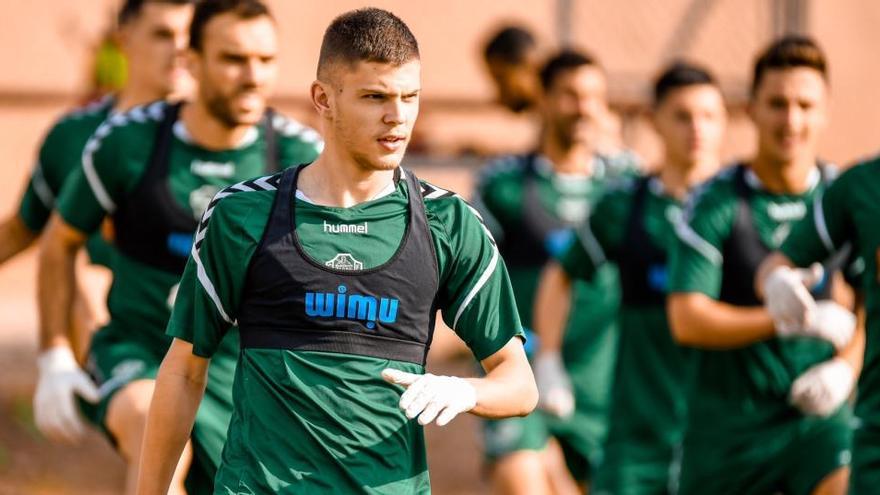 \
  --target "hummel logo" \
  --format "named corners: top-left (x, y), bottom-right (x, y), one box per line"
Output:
top-left (323, 221), bottom-right (368, 234)
top-left (191, 159), bottom-right (235, 178)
